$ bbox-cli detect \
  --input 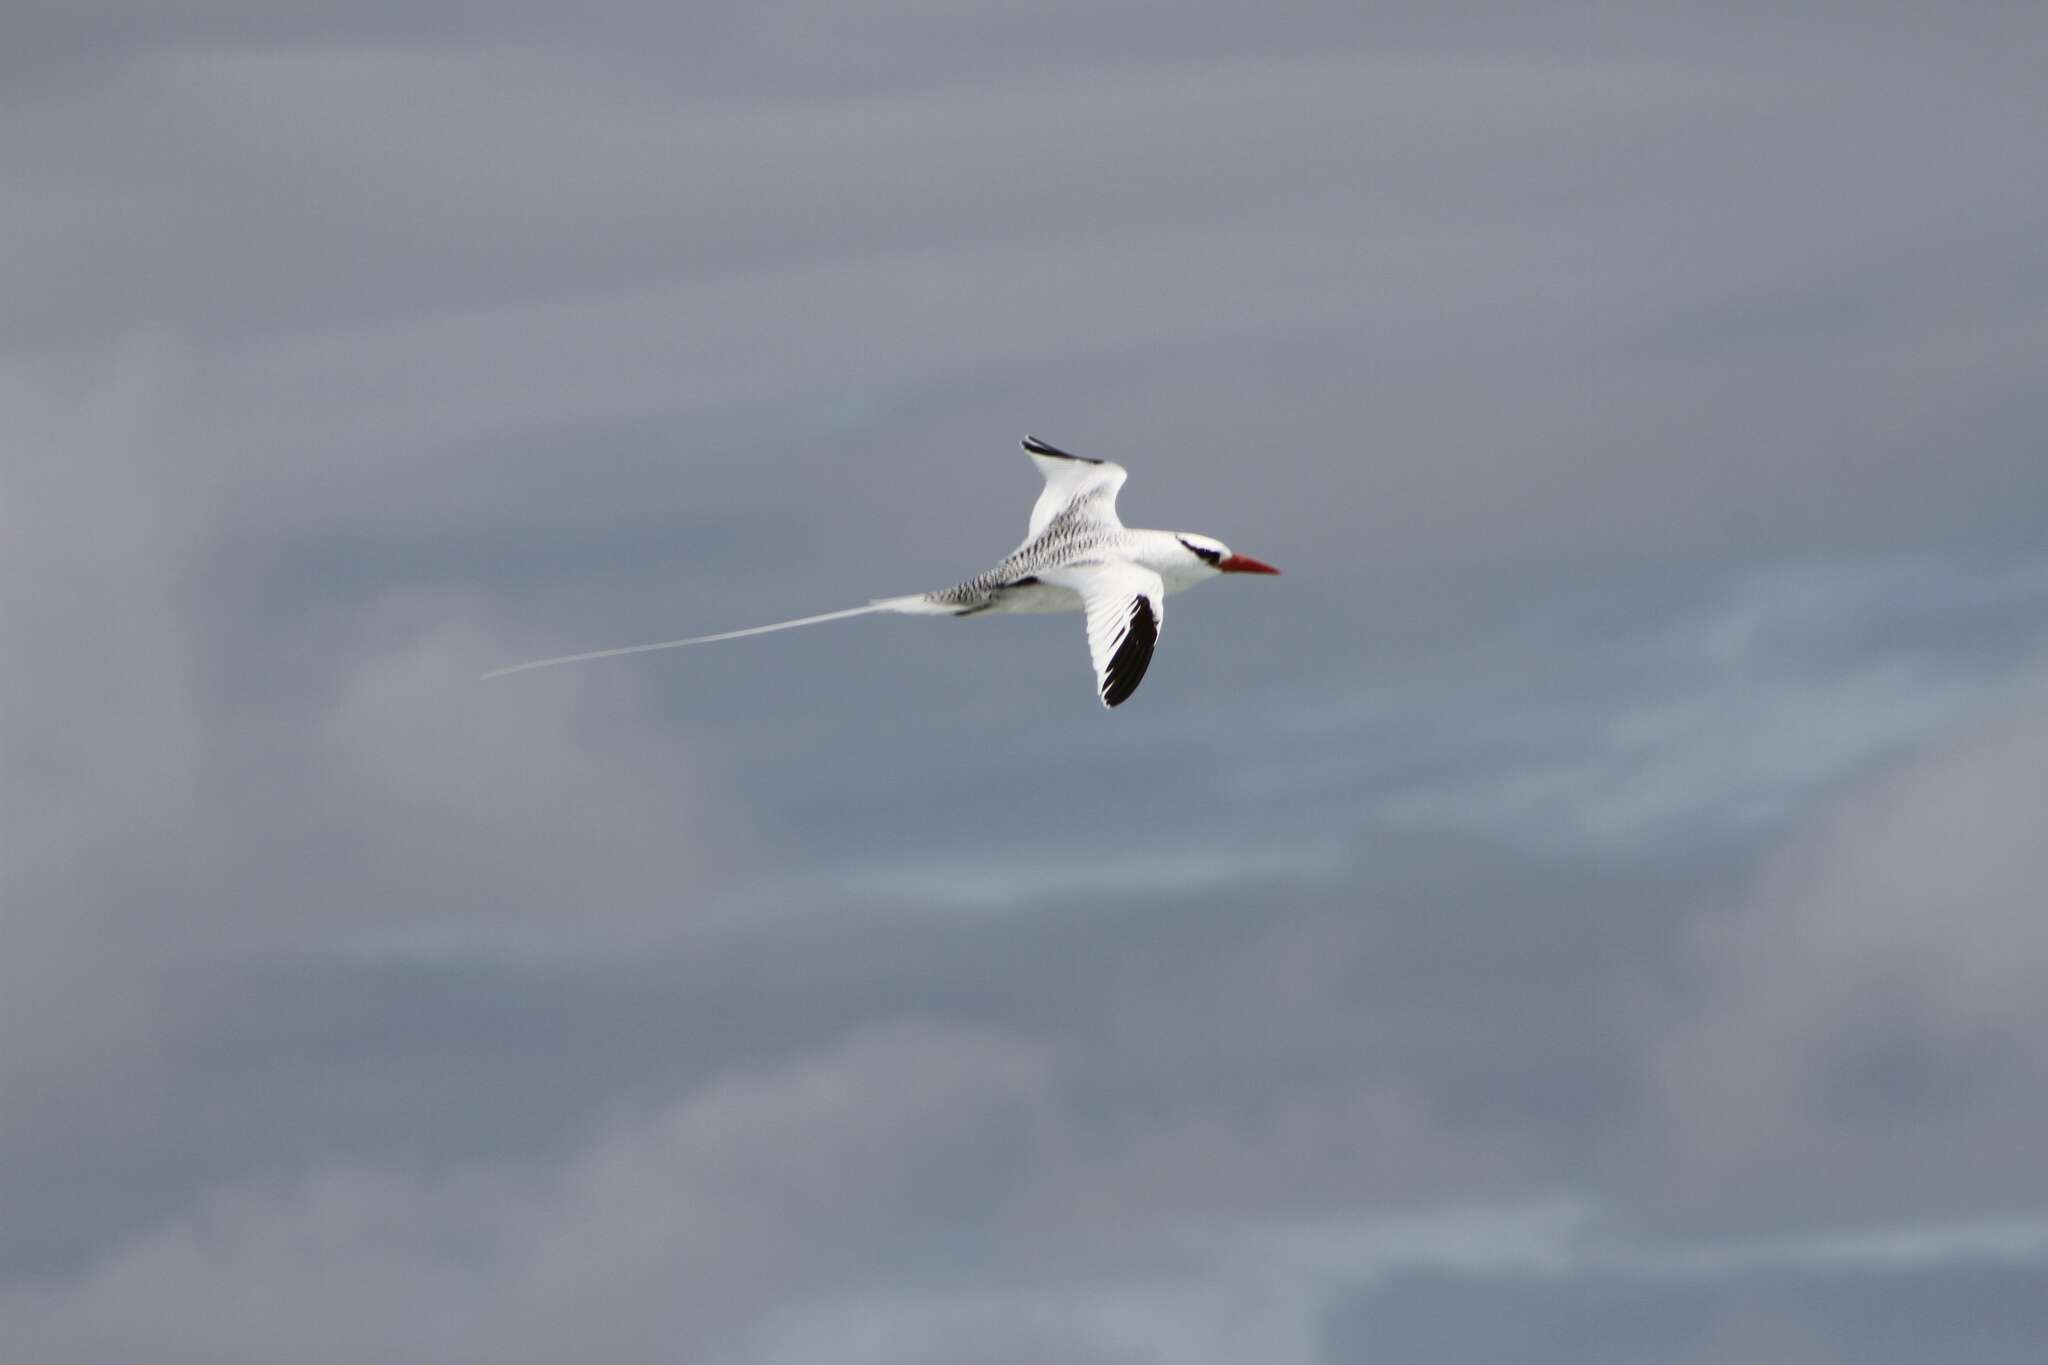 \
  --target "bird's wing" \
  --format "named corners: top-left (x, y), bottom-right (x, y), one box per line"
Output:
top-left (1022, 436), bottom-right (1127, 540)
top-left (1040, 561), bottom-right (1165, 708)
